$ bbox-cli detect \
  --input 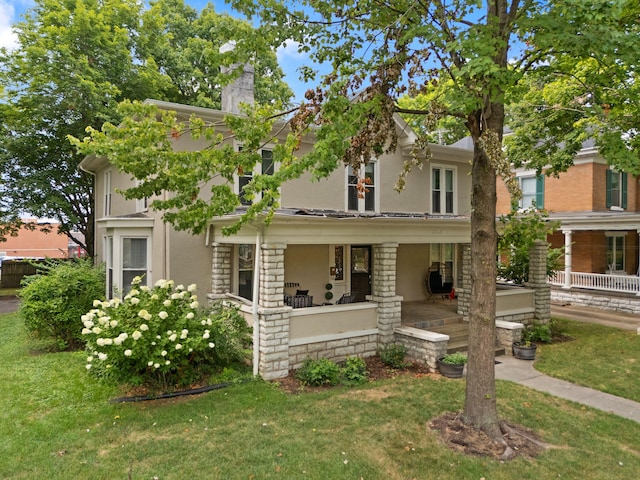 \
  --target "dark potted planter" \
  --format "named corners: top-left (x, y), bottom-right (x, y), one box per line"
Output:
top-left (437, 352), bottom-right (467, 378)
top-left (512, 342), bottom-right (537, 360)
